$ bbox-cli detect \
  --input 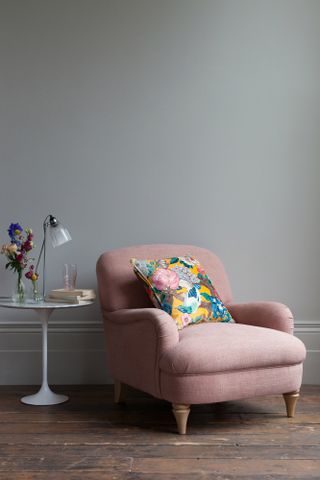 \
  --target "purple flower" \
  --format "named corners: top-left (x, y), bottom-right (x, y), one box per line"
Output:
top-left (25, 269), bottom-right (33, 279)
top-left (22, 240), bottom-right (33, 252)
top-left (16, 253), bottom-right (24, 263)
top-left (7, 223), bottom-right (23, 243)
